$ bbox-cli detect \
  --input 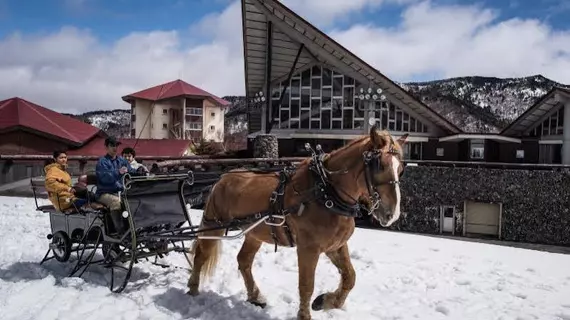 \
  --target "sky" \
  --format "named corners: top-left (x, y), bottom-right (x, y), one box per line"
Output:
top-left (0, 0), bottom-right (569, 114)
